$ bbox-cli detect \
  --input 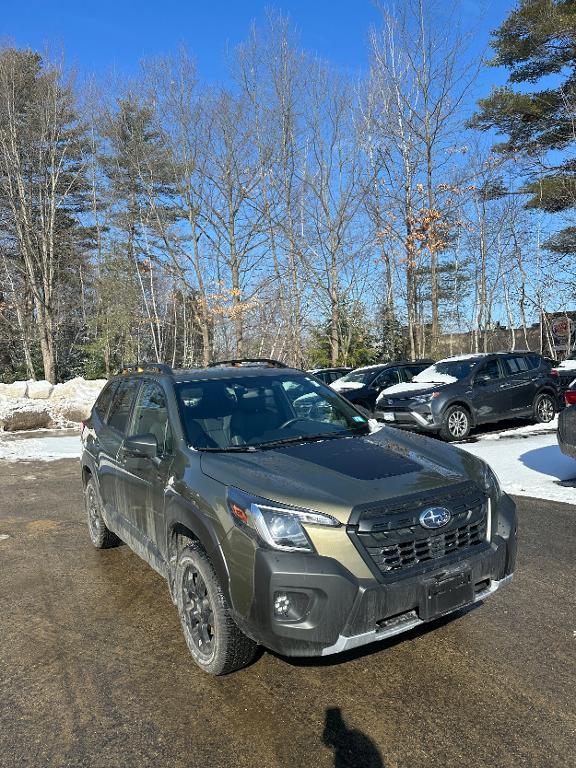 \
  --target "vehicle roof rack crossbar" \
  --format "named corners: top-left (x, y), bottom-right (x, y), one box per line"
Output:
top-left (119, 361), bottom-right (174, 376)
top-left (208, 358), bottom-right (289, 369)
